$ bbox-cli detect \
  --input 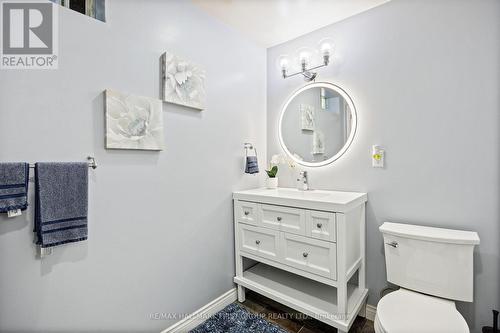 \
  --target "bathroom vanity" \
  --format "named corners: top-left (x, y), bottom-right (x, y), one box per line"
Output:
top-left (233, 187), bottom-right (368, 333)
